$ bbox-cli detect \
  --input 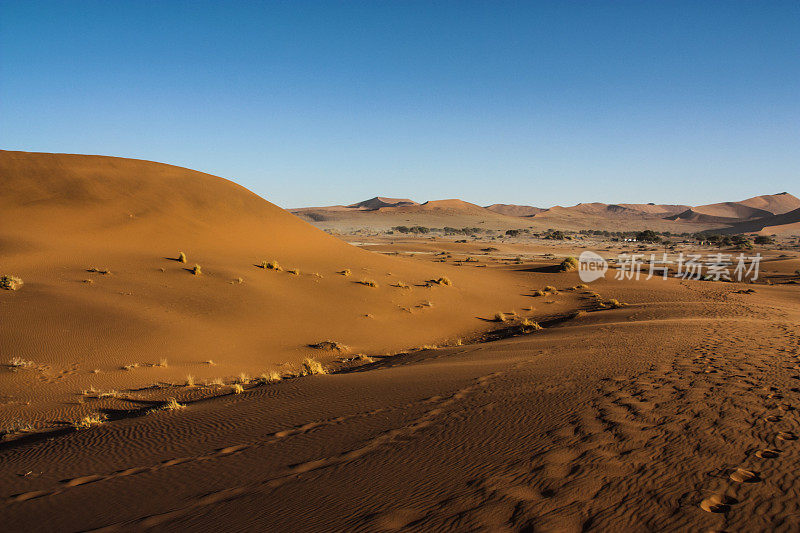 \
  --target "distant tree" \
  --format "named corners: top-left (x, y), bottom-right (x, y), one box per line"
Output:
top-left (754, 235), bottom-right (773, 245)
top-left (505, 229), bottom-right (520, 237)
top-left (635, 230), bottom-right (661, 243)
